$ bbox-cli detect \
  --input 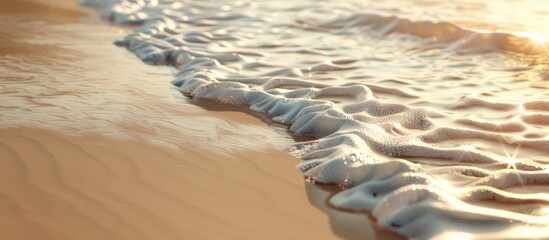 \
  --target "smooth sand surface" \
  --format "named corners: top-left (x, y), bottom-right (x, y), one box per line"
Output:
top-left (0, 0), bottom-right (403, 239)
top-left (0, 127), bottom-right (358, 240)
